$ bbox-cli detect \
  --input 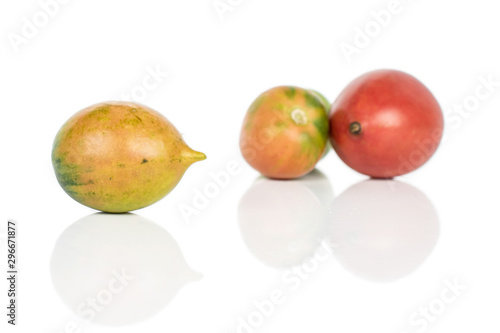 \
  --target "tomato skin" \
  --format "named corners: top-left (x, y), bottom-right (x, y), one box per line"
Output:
top-left (329, 69), bottom-right (444, 178)
top-left (240, 86), bottom-right (329, 179)
top-left (52, 102), bottom-right (206, 212)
